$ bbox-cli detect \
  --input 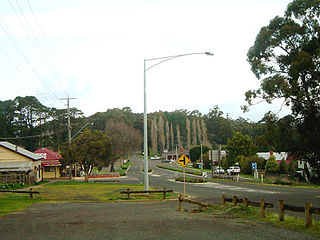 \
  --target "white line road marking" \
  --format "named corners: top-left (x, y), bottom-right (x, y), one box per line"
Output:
top-left (150, 174), bottom-right (161, 177)
top-left (192, 182), bottom-right (278, 194)
top-left (167, 180), bottom-right (278, 194)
